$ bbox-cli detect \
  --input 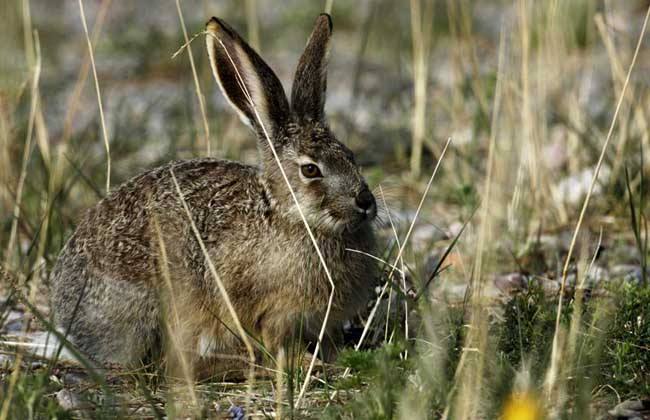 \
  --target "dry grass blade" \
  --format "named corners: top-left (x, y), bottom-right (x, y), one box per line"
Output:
top-left (545, 3), bottom-right (650, 399)
top-left (415, 207), bottom-right (476, 301)
top-left (329, 137), bottom-right (452, 397)
top-left (446, 23), bottom-right (506, 418)
top-left (152, 216), bottom-right (198, 408)
top-left (61, 0), bottom-right (111, 148)
top-left (595, 13), bottom-right (650, 186)
top-left (245, 0), bottom-right (260, 50)
top-left (409, 0), bottom-right (434, 178)
top-left (324, 0), bottom-right (334, 14)
top-left (169, 169), bottom-right (256, 406)
top-left (359, 137), bottom-right (452, 344)
top-left (175, 0), bottom-right (212, 155)
top-left (377, 185), bottom-right (407, 345)
top-left (344, 247), bottom-right (405, 276)
top-left (3, 19), bottom-right (41, 269)
top-left (78, 0), bottom-right (111, 194)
